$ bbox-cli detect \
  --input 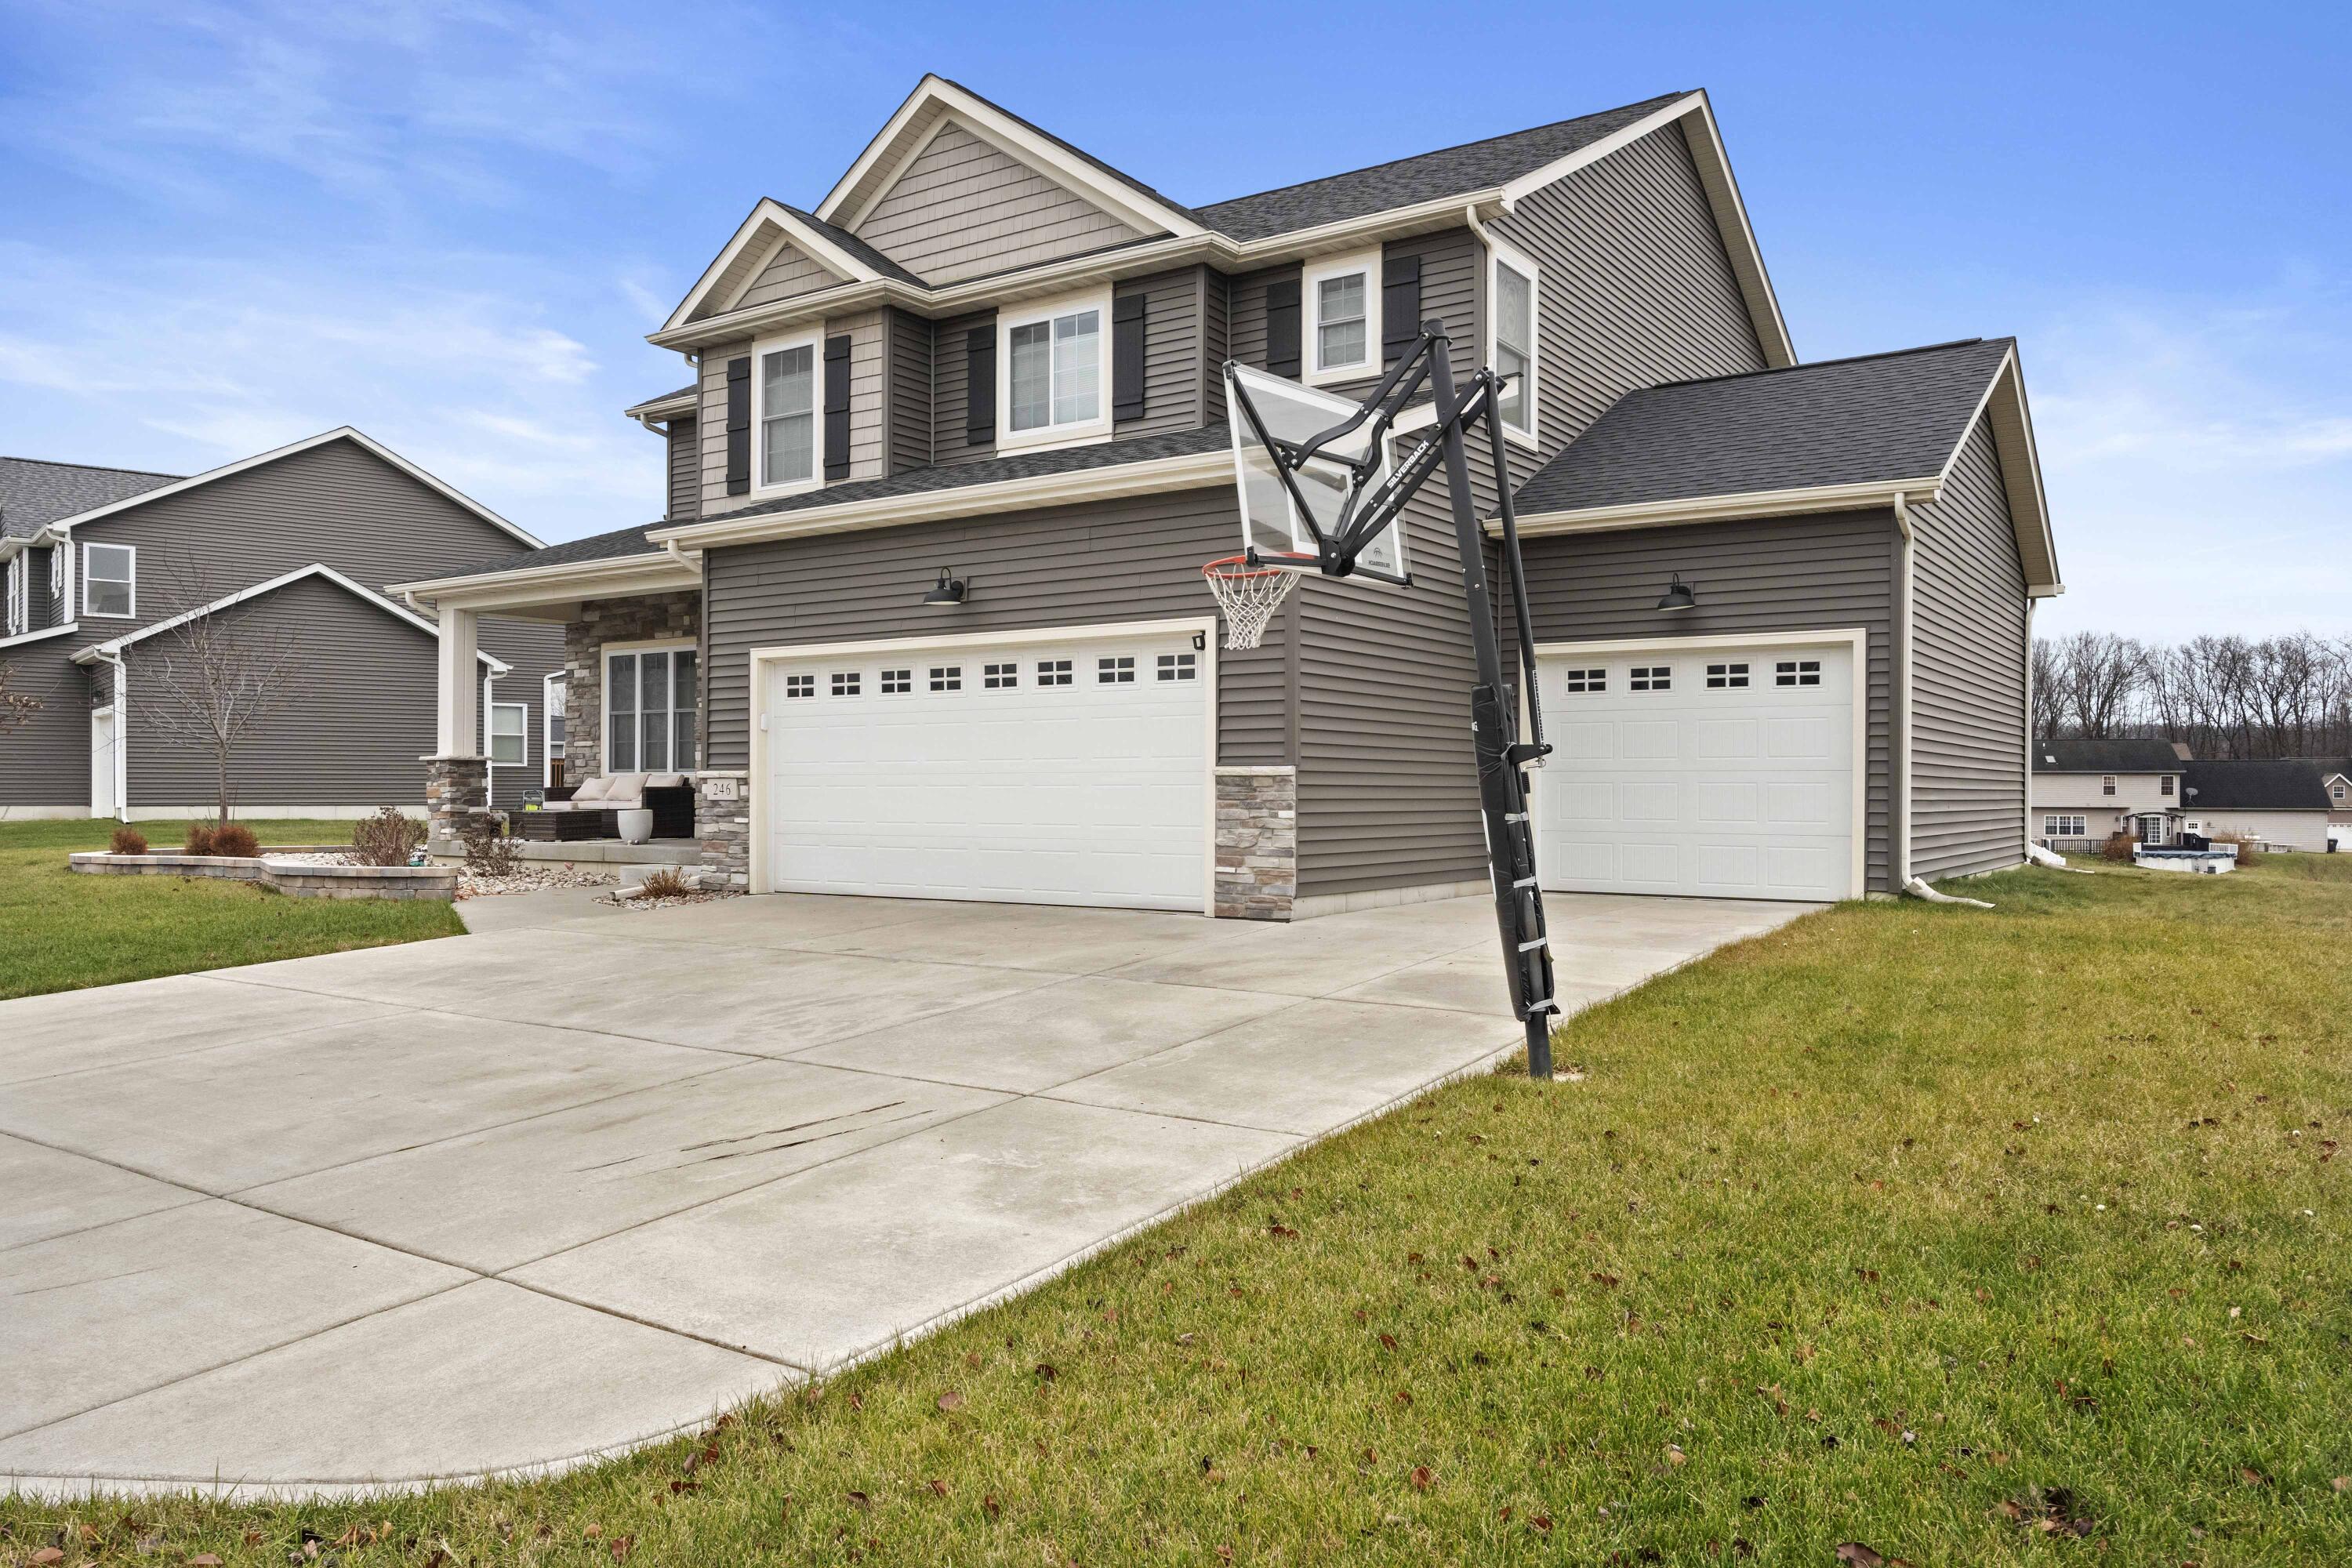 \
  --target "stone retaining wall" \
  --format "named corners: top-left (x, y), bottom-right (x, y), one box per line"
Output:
top-left (69, 853), bottom-right (457, 901)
